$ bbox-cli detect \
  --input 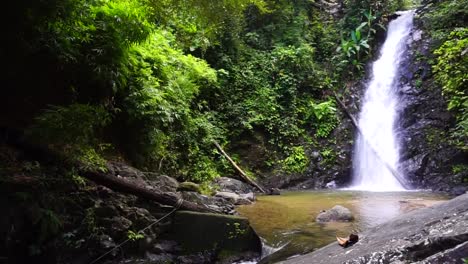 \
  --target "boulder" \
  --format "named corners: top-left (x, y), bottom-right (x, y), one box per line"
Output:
top-left (215, 177), bottom-right (253, 194)
top-left (316, 205), bottom-right (354, 222)
top-left (177, 182), bottom-right (202, 193)
top-left (145, 173), bottom-right (179, 192)
top-left (240, 192), bottom-right (256, 202)
top-left (215, 191), bottom-right (252, 205)
top-left (167, 211), bottom-right (262, 262)
top-left (181, 191), bottom-right (236, 215)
